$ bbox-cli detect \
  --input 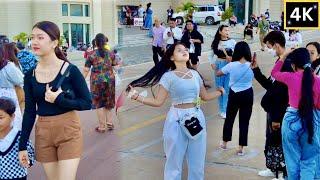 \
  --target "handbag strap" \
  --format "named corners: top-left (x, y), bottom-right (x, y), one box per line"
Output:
top-left (55, 63), bottom-right (72, 90)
